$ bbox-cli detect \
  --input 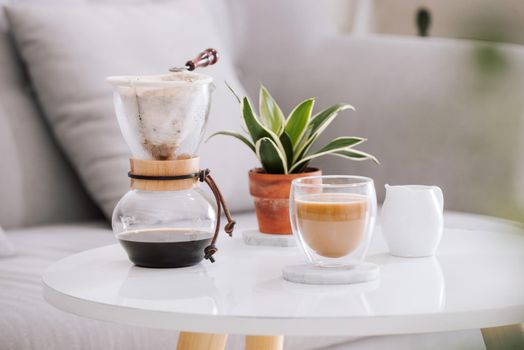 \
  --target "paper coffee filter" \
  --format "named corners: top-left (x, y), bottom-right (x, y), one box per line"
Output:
top-left (108, 72), bottom-right (213, 160)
